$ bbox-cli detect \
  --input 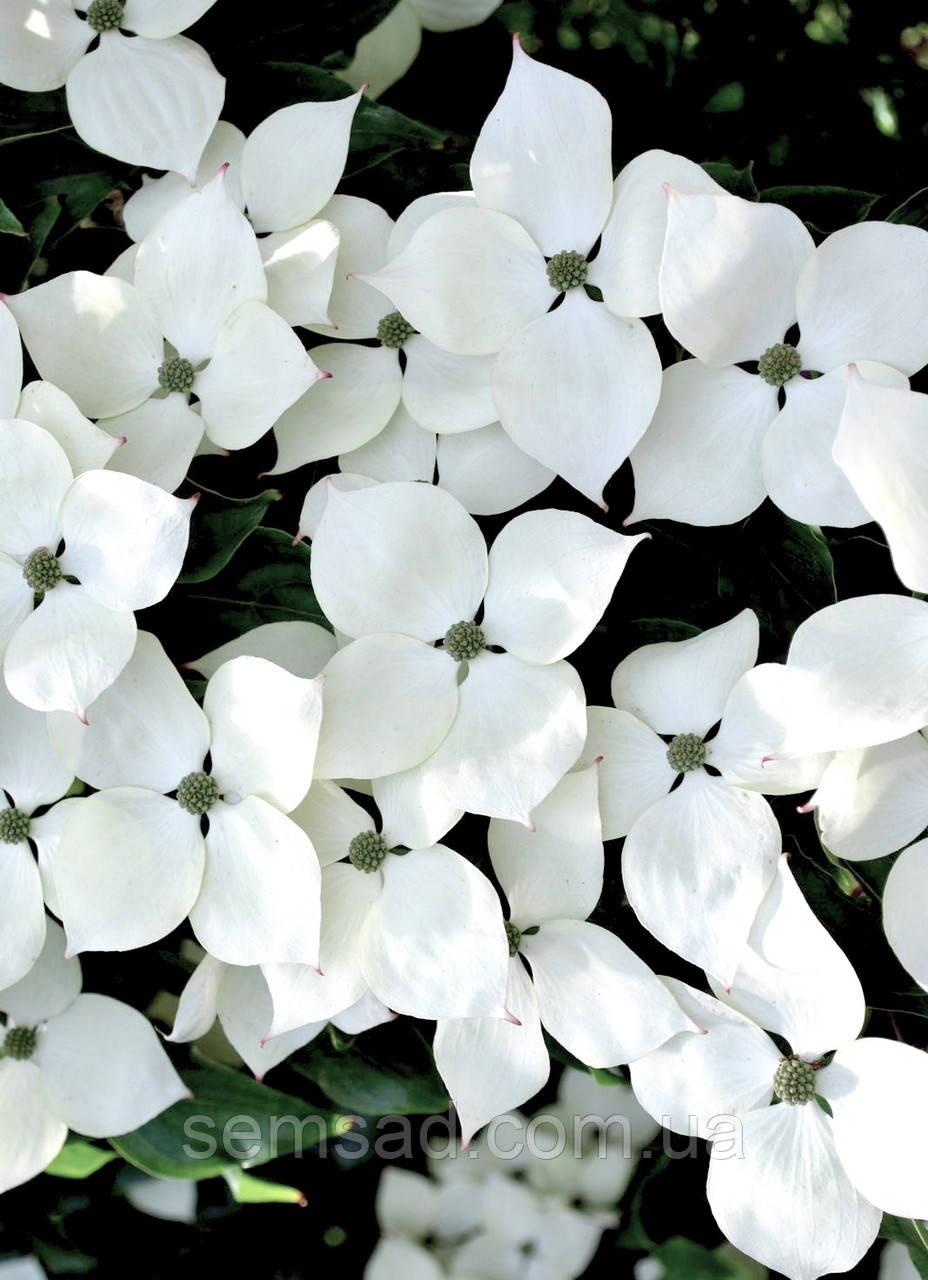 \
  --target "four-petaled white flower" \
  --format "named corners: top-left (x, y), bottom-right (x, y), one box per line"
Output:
top-left (0, 0), bottom-right (224, 179)
top-left (0, 921), bottom-right (188, 1195)
top-left (47, 633), bottom-right (326, 967)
